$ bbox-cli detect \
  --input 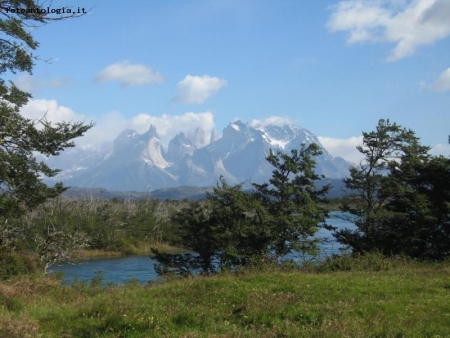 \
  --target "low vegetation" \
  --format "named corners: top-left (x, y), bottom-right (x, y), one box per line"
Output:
top-left (0, 197), bottom-right (186, 278)
top-left (1, 254), bottom-right (449, 337)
